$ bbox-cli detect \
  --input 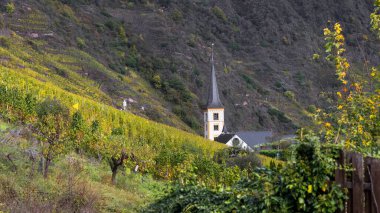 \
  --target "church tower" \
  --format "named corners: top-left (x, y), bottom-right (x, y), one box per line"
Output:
top-left (204, 44), bottom-right (224, 141)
